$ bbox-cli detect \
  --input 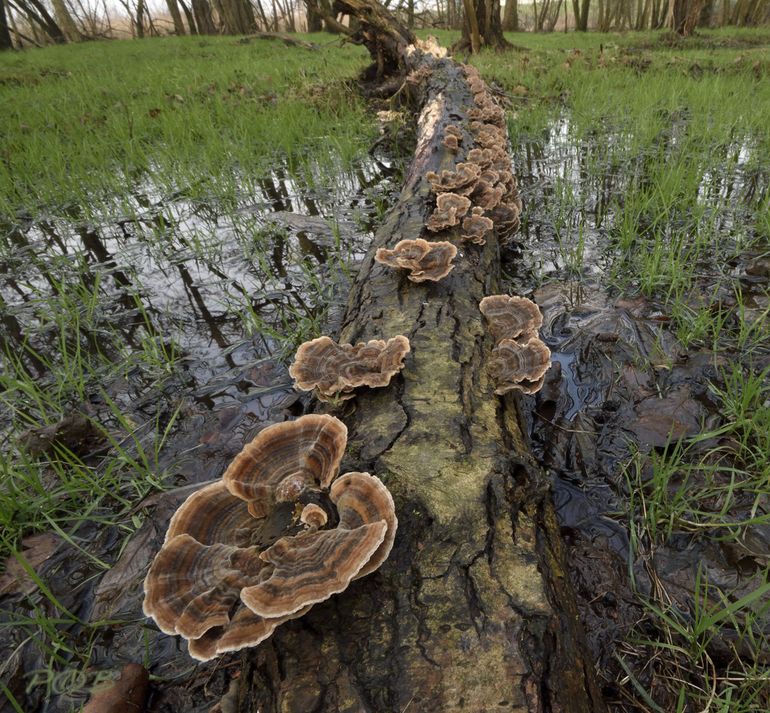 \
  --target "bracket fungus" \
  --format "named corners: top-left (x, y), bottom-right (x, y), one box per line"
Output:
top-left (426, 192), bottom-right (472, 233)
top-left (480, 295), bottom-right (550, 395)
top-left (488, 337), bottom-right (552, 395)
top-left (442, 124), bottom-right (463, 152)
top-left (479, 294), bottom-right (544, 343)
top-left (143, 414), bottom-right (398, 661)
top-left (375, 238), bottom-right (458, 282)
top-left (426, 162), bottom-right (481, 195)
top-left (222, 414), bottom-right (347, 517)
top-left (462, 207), bottom-right (494, 244)
top-left (289, 335), bottom-right (410, 401)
